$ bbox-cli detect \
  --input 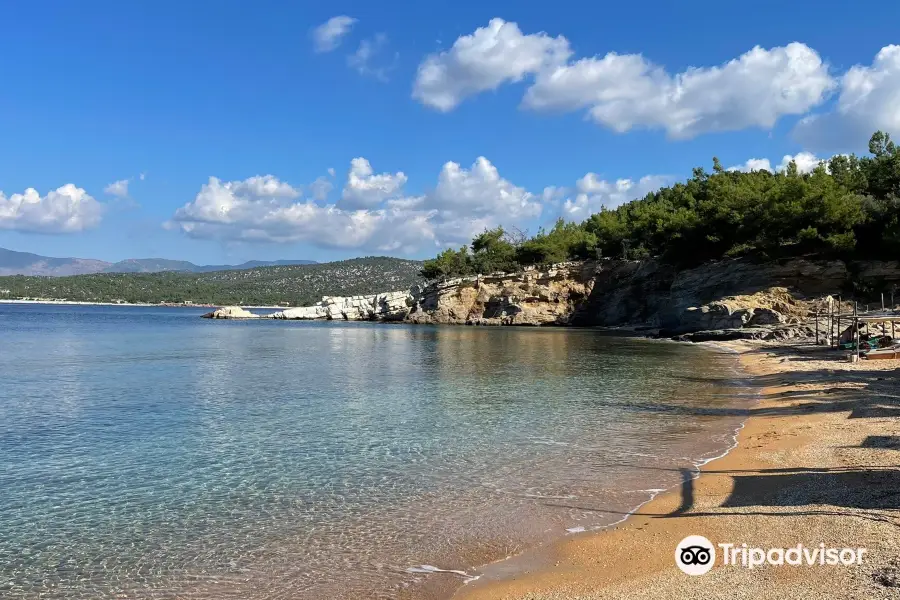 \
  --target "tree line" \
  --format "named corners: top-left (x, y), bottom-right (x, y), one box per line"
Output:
top-left (421, 131), bottom-right (900, 280)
